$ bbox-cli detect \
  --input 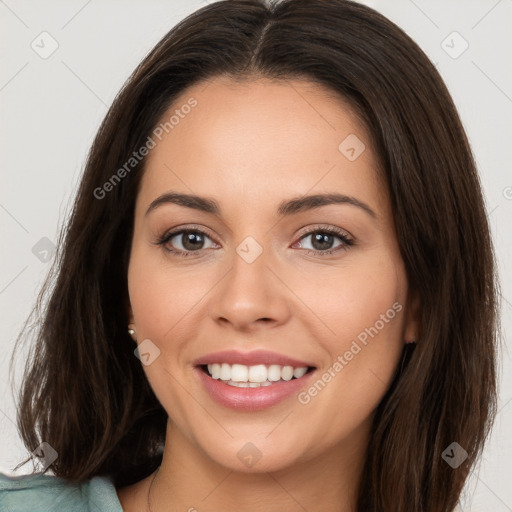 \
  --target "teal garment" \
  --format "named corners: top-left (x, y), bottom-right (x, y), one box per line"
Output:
top-left (0, 471), bottom-right (124, 512)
